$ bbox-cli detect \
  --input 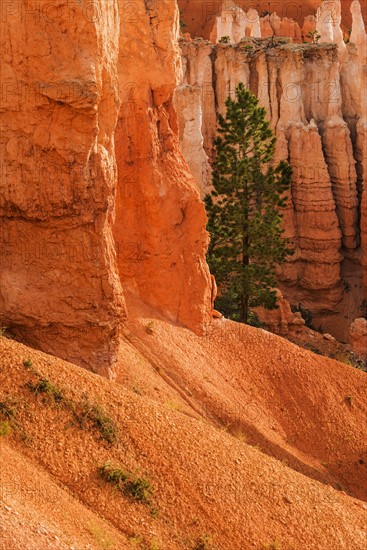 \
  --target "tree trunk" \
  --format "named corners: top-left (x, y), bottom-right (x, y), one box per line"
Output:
top-left (241, 175), bottom-right (249, 324)
top-left (240, 294), bottom-right (249, 324)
